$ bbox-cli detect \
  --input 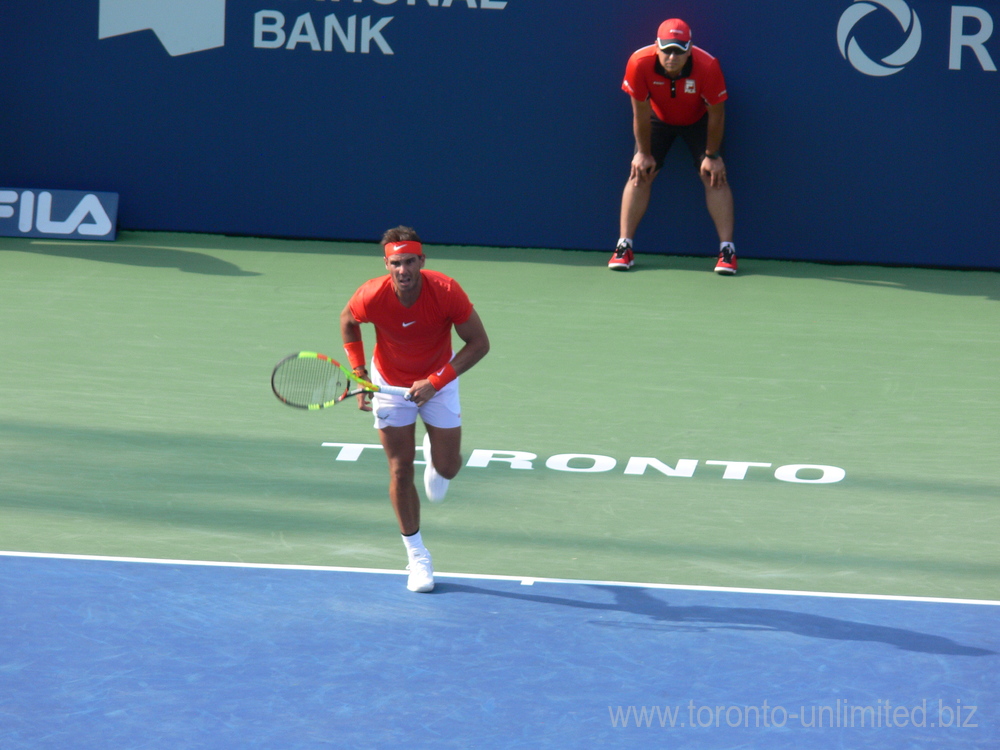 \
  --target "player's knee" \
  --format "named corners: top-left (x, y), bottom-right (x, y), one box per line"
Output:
top-left (428, 447), bottom-right (461, 479)
top-left (437, 458), bottom-right (461, 481)
top-left (387, 460), bottom-right (415, 485)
